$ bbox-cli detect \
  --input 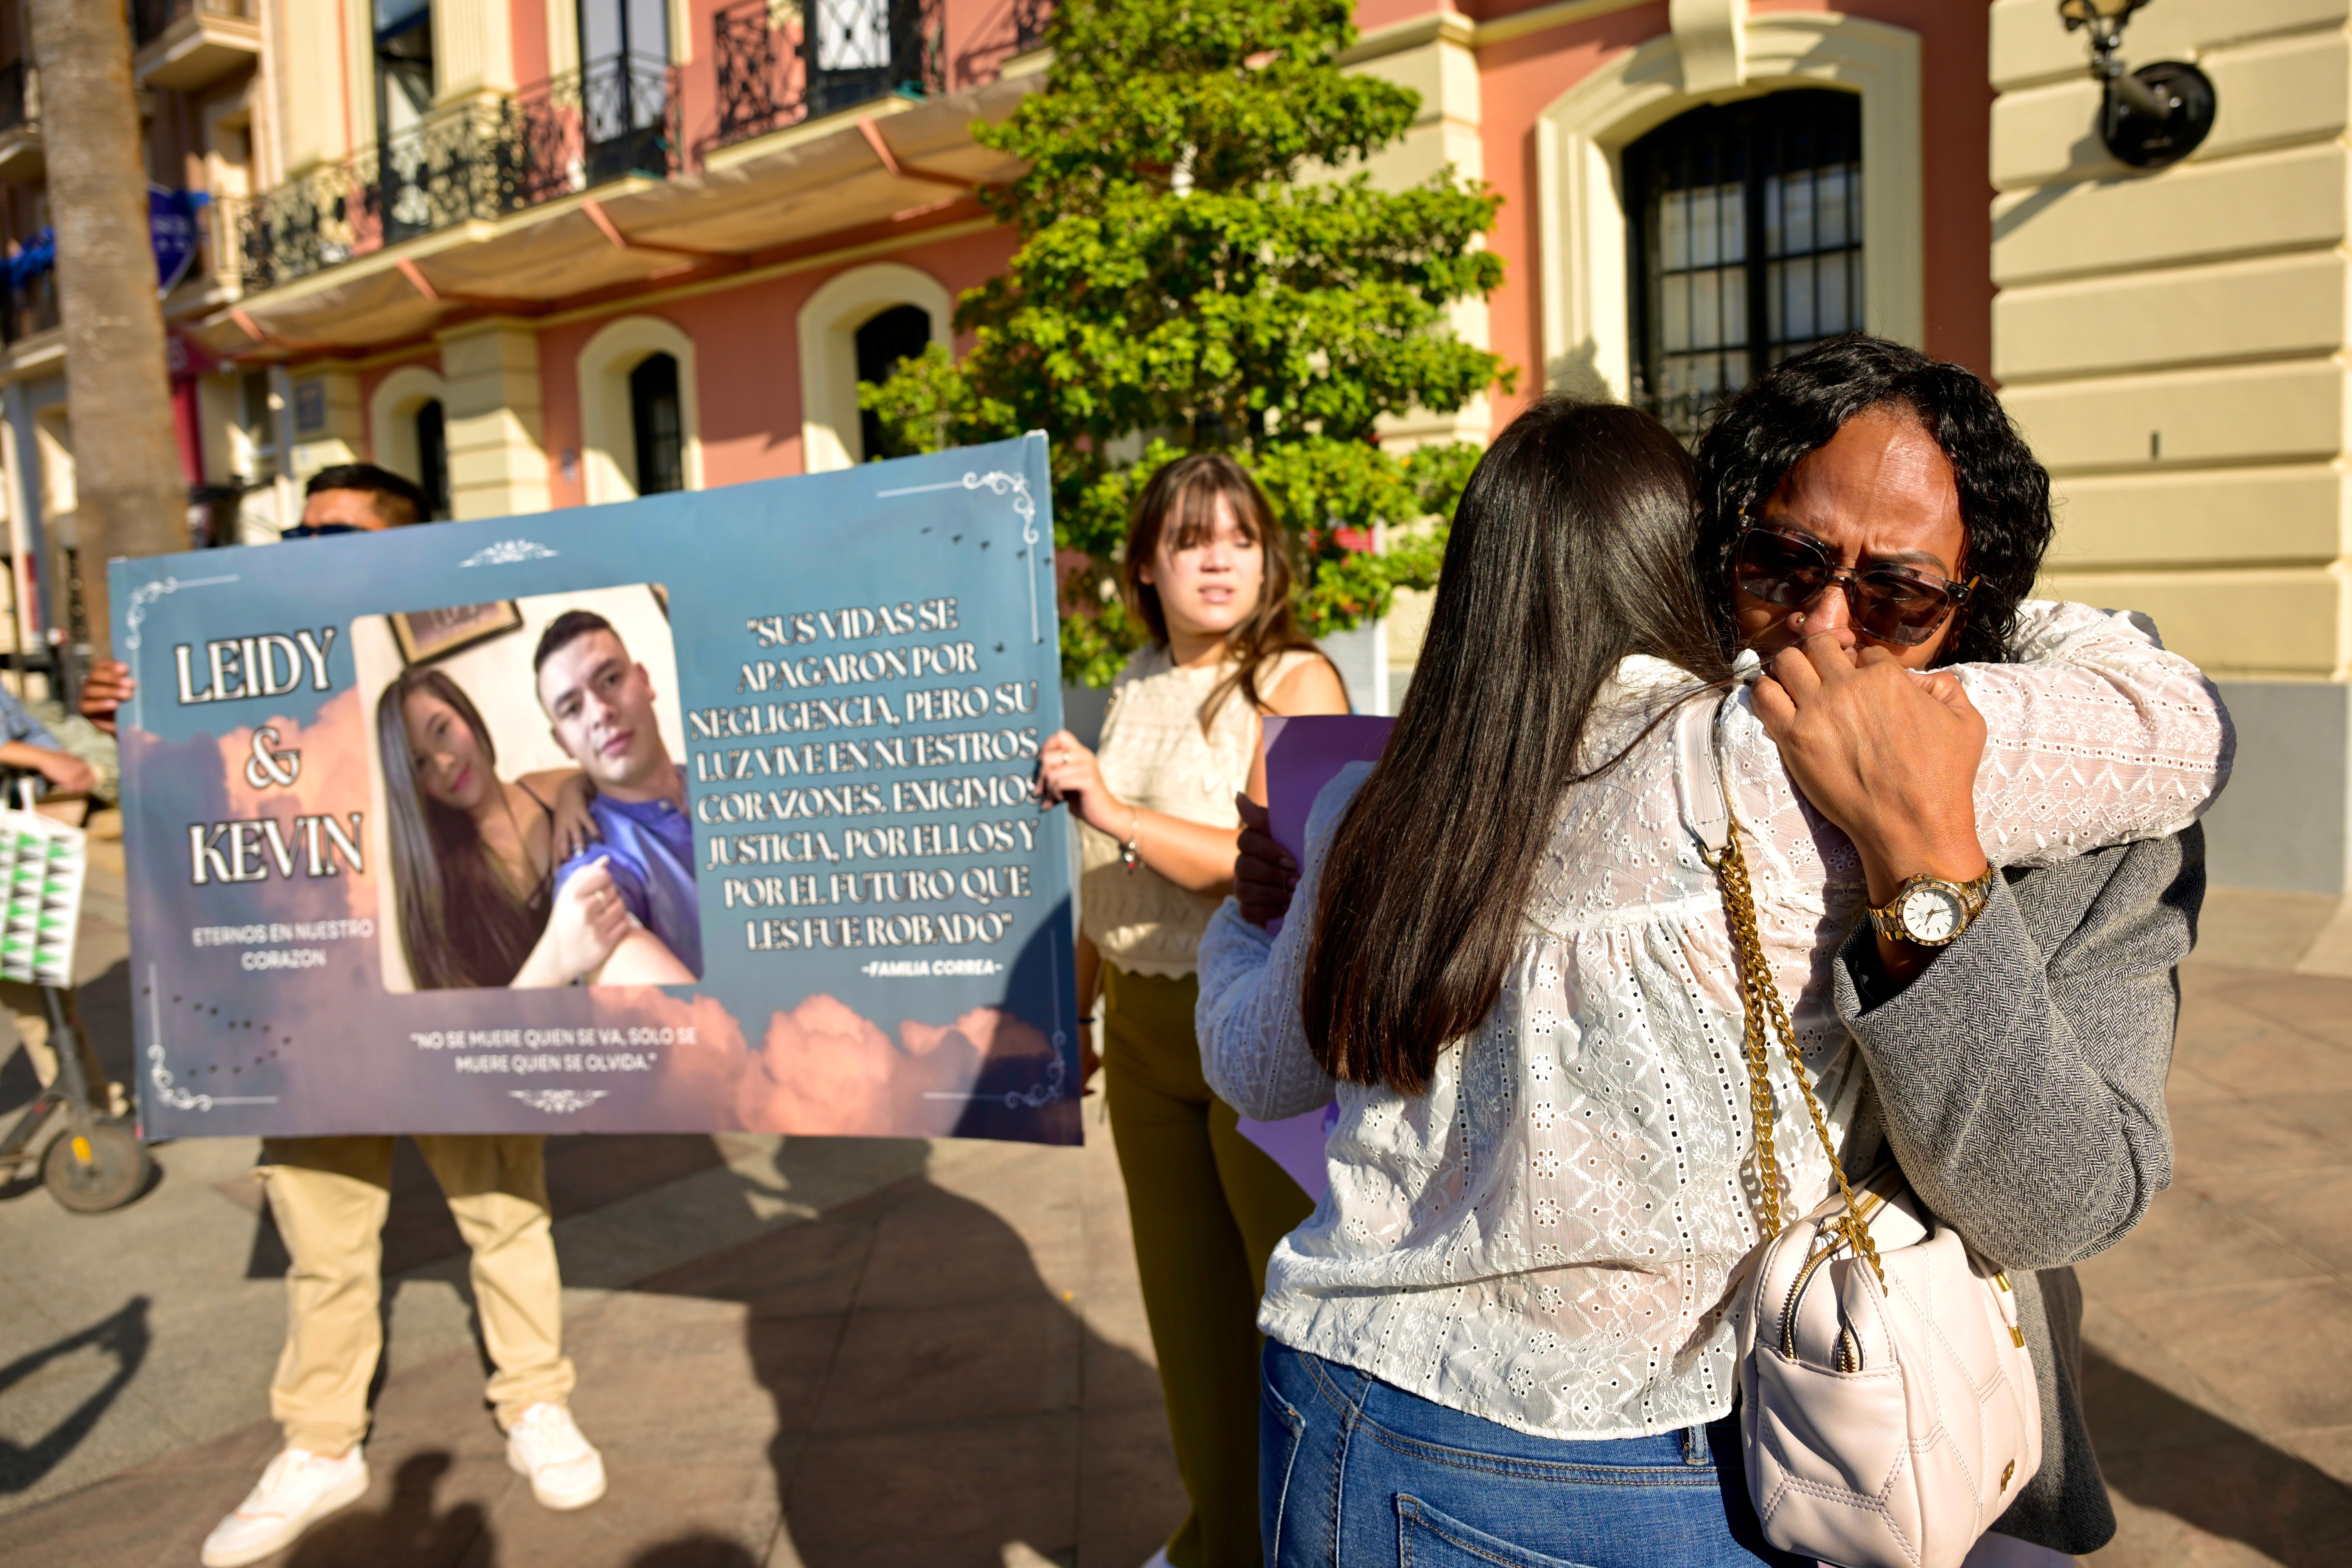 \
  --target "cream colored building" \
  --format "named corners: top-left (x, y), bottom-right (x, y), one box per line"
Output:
top-left (1992, 0), bottom-right (2352, 902)
top-left (0, 0), bottom-right (2341, 911)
